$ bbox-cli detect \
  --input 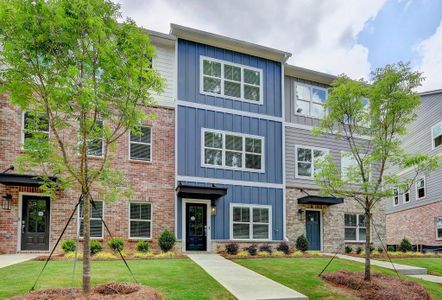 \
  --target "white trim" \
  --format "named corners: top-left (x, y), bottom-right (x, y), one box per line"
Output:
top-left (284, 122), bottom-right (372, 140)
top-left (403, 190), bottom-right (410, 204)
top-left (174, 38), bottom-right (179, 237)
top-left (293, 82), bottom-right (328, 119)
top-left (77, 200), bottom-right (104, 239)
top-left (416, 176), bottom-right (426, 200)
top-left (431, 121), bottom-right (442, 149)
top-left (21, 111), bottom-right (51, 150)
top-left (128, 125), bottom-right (153, 162)
top-left (305, 209), bottom-right (323, 251)
top-left (201, 128), bottom-right (265, 173)
top-left (229, 203), bottom-right (272, 241)
top-left (86, 119), bottom-right (104, 158)
top-left (176, 175), bottom-right (283, 189)
top-left (395, 152), bottom-right (442, 177)
top-left (281, 63), bottom-right (287, 240)
top-left (177, 100), bottom-right (283, 122)
top-left (344, 213), bottom-right (367, 243)
top-left (436, 216), bottom-right (442, 241)
top-left (199, 56), bottom-right (264, 105)
top-left (294, 145), bottom-right (329, 180)
top-left (182, 199), bottom-right (211, 252)
top-left (128, 201), bottom-right (153, 240)
top-left (393, 188), bottom-right (399, 207)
